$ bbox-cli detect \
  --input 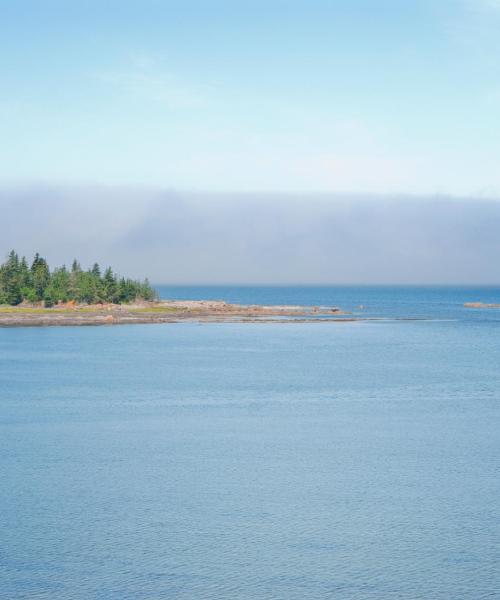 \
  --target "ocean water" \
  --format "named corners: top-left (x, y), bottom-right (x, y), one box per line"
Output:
top-left (1, 287), bottom-right (499, 599)
top-left (157, 284), bottom-right (500, 321)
